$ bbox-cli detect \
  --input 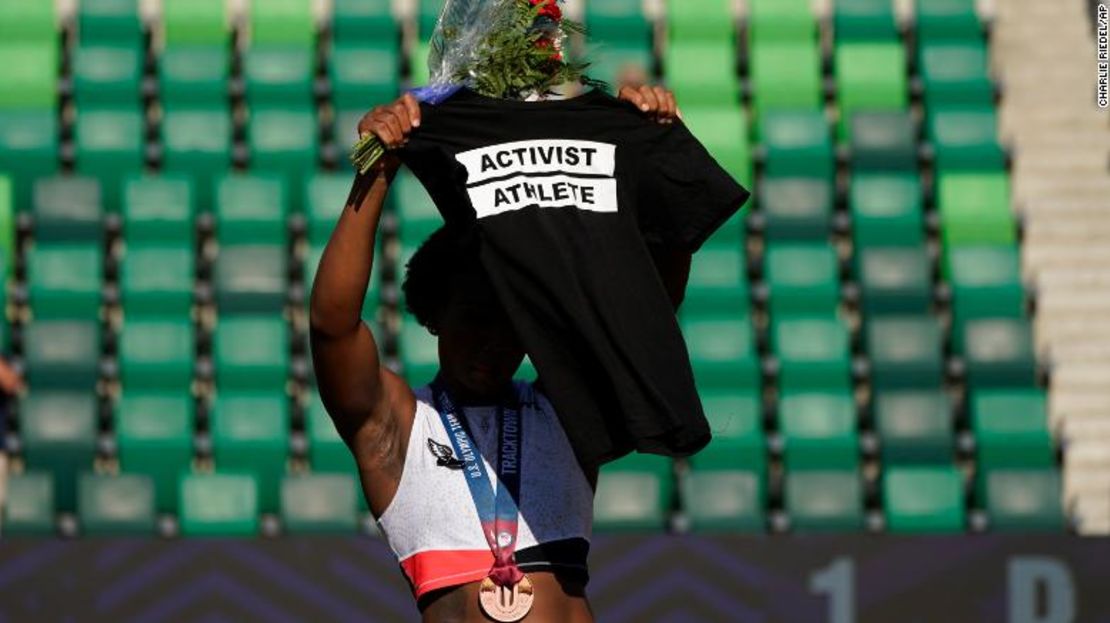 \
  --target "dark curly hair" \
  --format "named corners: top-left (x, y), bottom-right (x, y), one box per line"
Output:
top-left (402, 224), bottom-right (486, 331)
